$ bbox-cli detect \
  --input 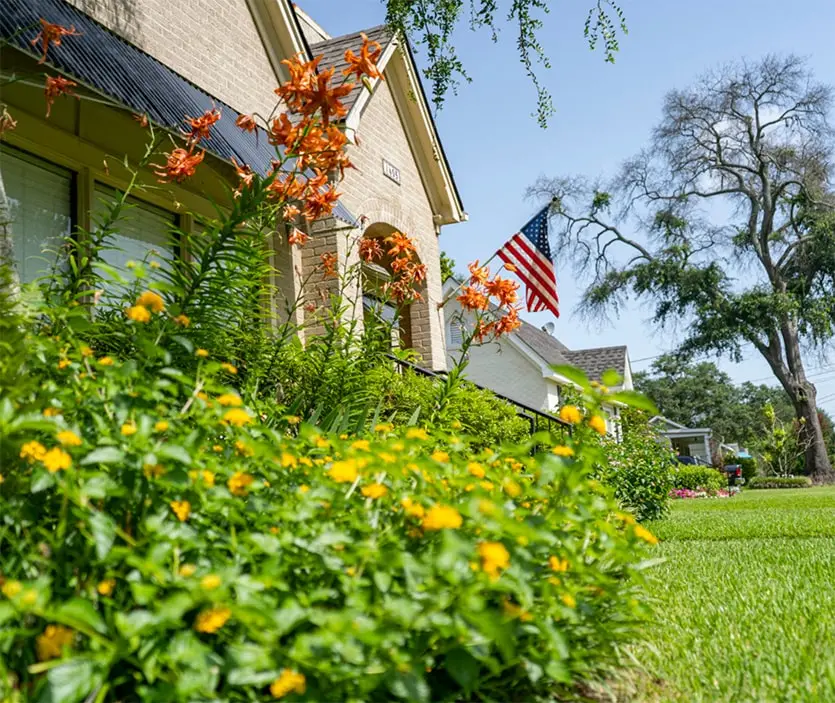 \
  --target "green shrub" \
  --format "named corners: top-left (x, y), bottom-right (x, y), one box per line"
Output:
top-left (737, 456), bottom-right (758, 483)
top-left (0, 287), bottom-right (655, 702)
top-left (671, 465), bottom-right (726, 492)
top-left (599, 409), bottom-right (675, 522)
top-left (747, 476), bottom-right (813, 489)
